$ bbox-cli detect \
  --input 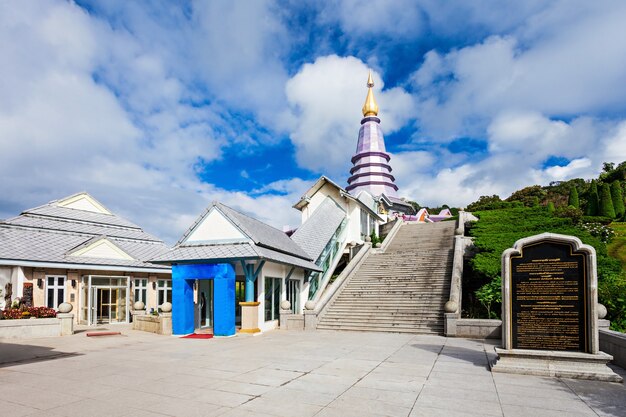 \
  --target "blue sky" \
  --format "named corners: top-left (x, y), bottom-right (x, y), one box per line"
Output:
top-left (2, 1), bottom-right (626, 243)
